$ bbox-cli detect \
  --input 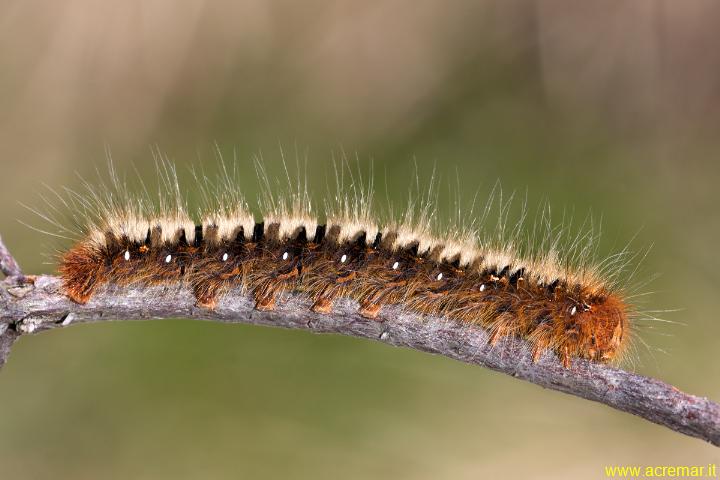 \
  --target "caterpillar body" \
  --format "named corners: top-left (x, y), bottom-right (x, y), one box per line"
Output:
top-left (53, 161), bottom-right (631, 368)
